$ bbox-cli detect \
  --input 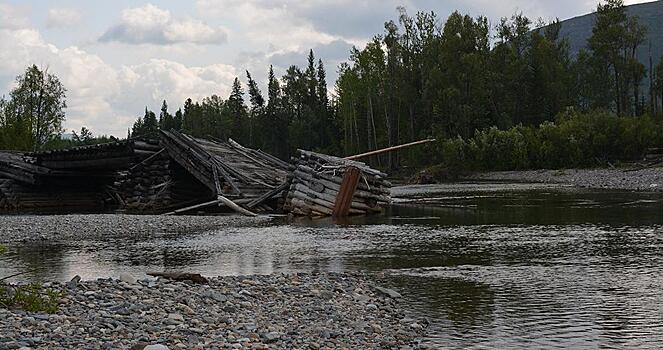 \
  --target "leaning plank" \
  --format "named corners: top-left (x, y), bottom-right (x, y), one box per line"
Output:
top-left (129, 148), bottom-right (166, 171)
top-left (333, 167), bottom-right (361, 217)
top-left (246, 180), bottom-right (290, 209)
